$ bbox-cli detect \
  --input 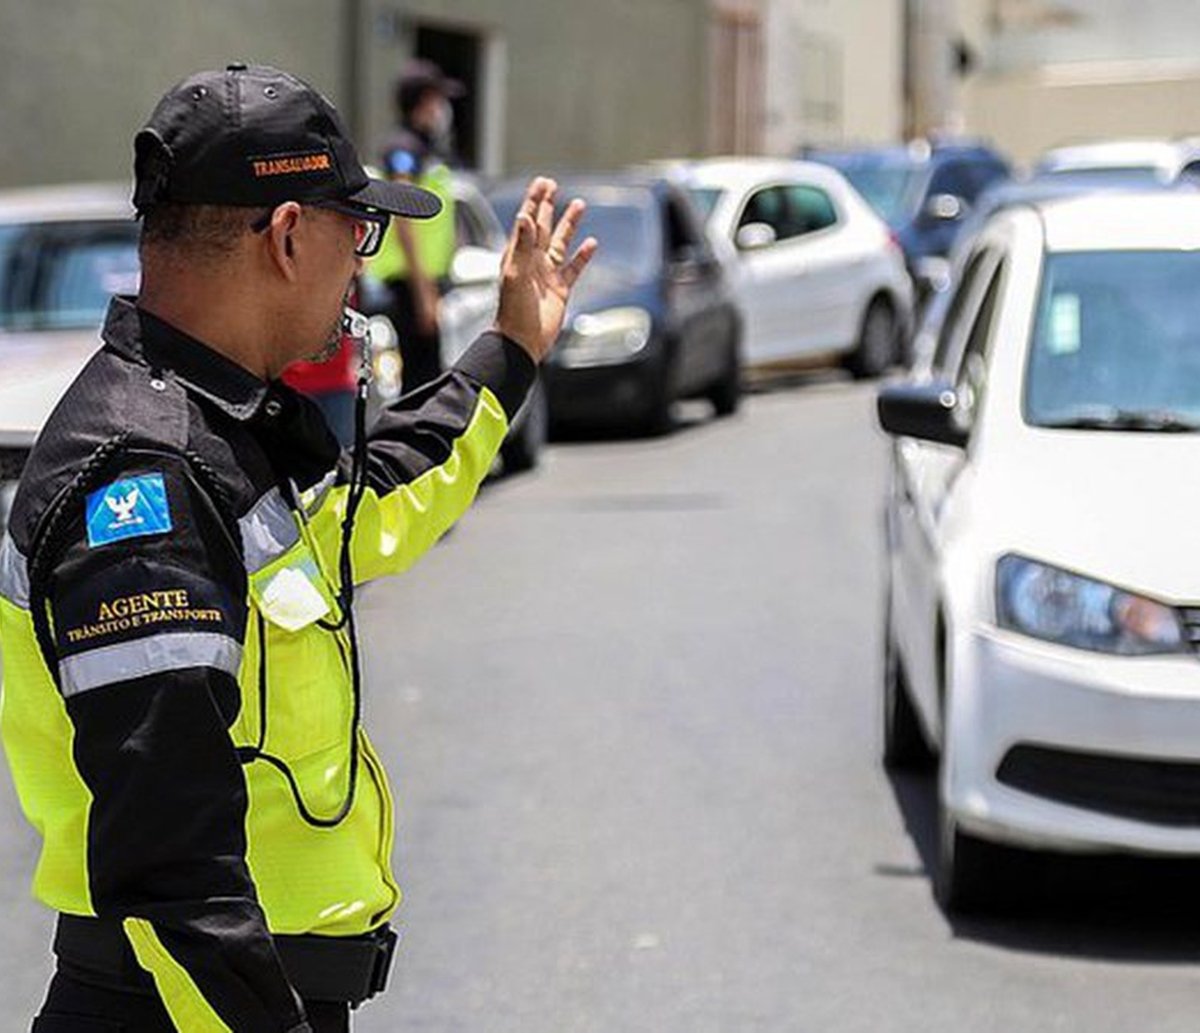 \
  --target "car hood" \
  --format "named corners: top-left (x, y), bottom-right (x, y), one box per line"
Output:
top-left (0, 329), bottom-right (100, 445)
top-left (968, 429), bottom-right (1200, 603)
